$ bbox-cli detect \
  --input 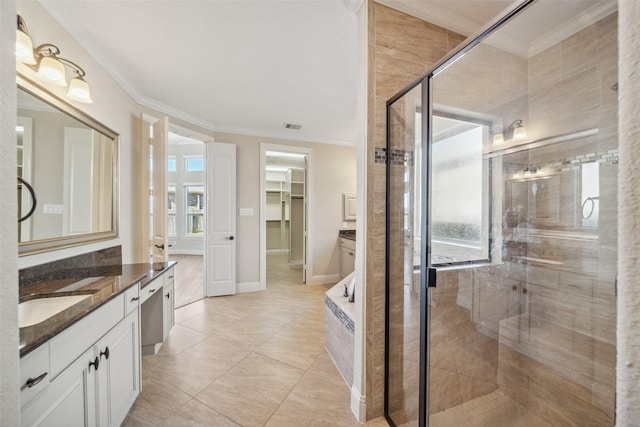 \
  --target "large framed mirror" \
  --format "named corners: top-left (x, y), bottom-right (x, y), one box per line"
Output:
top-left (17, 74), bottom-right (119, 255)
